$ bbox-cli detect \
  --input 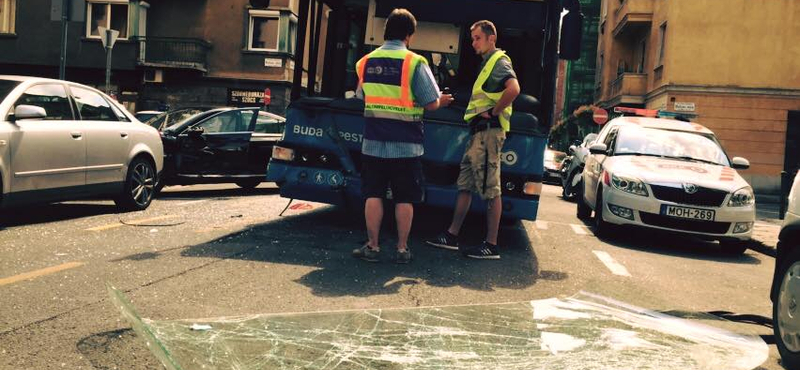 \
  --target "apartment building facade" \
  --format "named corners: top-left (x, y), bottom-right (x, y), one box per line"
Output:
top-left (593, 0), bottom-right (800, 193)
top-left (0, 0), bottom-right (329, 115)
